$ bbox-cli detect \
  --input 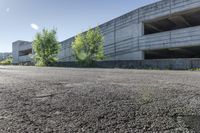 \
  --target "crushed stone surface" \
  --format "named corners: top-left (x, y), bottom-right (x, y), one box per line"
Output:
top-left (0, 66), bottom-right (200, 132)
